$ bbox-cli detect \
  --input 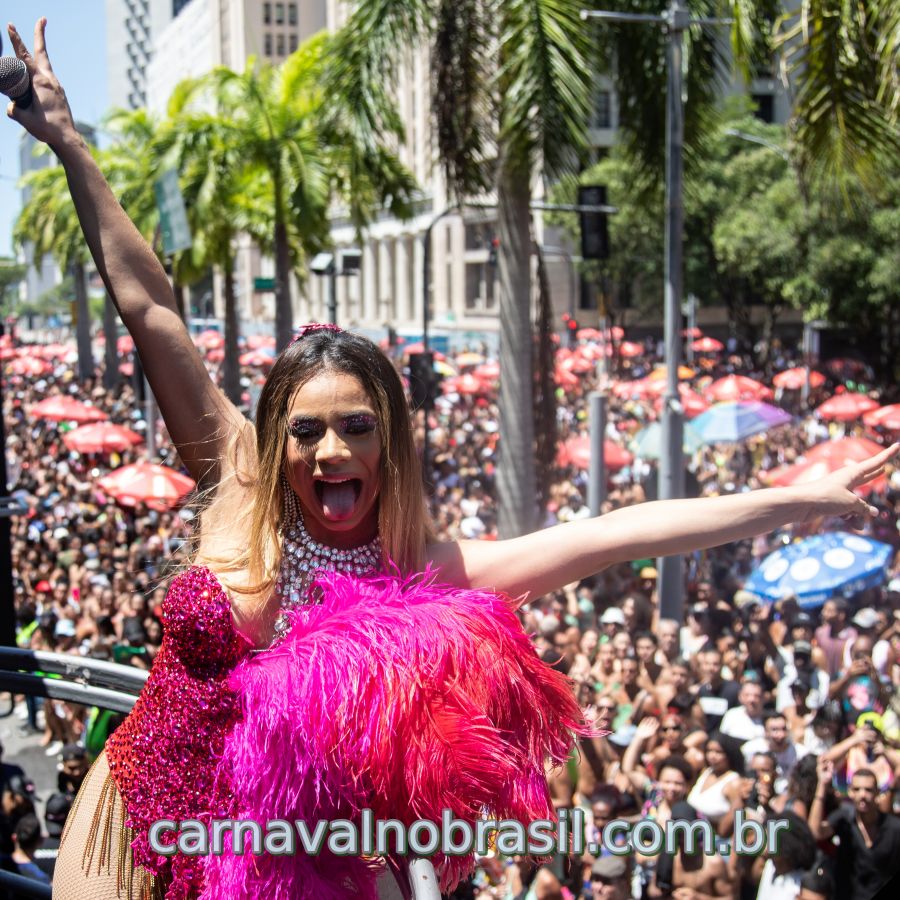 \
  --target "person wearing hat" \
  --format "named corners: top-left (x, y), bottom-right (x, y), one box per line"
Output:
top-left (589, 855), bottom-right (629, 900)
top-left (598, 606), bottom-right (626, 641)
top-left (57, 744), bottom-right (90, 798)
top-left (34, 792), bottom-right (73, 881)
top-left (776, 639), bottom-right (830, 716)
